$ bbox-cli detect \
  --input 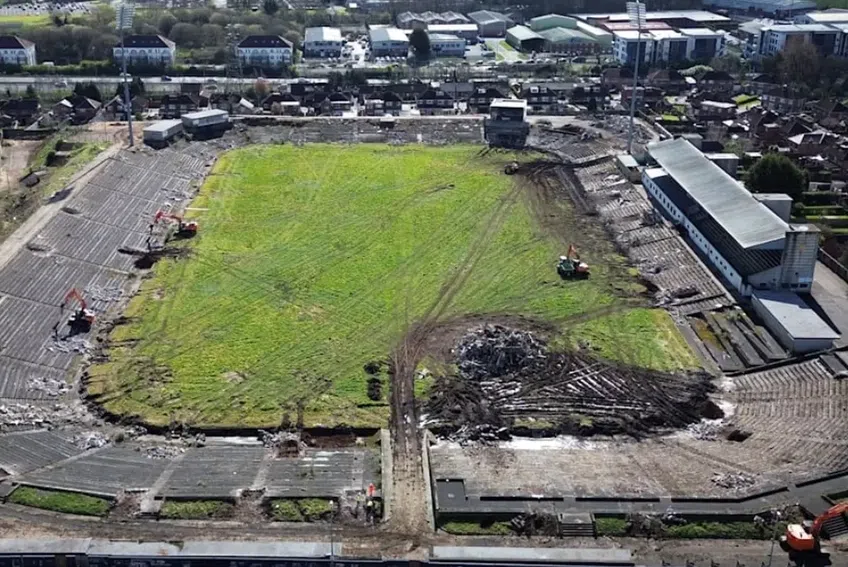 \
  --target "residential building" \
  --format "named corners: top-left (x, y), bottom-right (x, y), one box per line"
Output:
top-left (812, 99), bottom-right (848, 123)
top-left (468, 86), bottom-right (506, 113)
top-left (263, 92), bottom-right (301, 115)
top-left (695, 100), bottom-right (736, 120)
top-left (236, 35), bottom-right (293, 67)
top-left (757, 23), bottom-right (839, 57)
top-left (369, 27), bottom-right (409, 57)
top-left (647, 69), bottom-right (687, 93)
top-left (362, 91), bottom-right (403, 115)
top-left (53, 95), bottom-right (101, 123)
top-left (698, 70), bottom-right (735, 93)
top-left (113, 35), bottom-right (175, 66)
top-left (505, 25), bottom-right (545, 52)
top-left (642, 137), bottom-right (820, 297)
top-left (760, 85), bottom-right (807, 113)
top-left (428, 33), bottom-right (466, 57)
top-left (468, 10), bottom-right (512, 37)
top-left (303, 27), bottom-right (343, 58)
top-left (417, 86), bottom-right (454, 115)
top-left (0, 98), bottom-right (39, 122)
top-left (521, 84), bottom-right (563, 114)
top-left (0, 36), bottom-right (35, 66)
top-left (749, 73), bottom-right (780, 94)
top-left (160, 93), bottom-right (198, 118)
top-left (613, 30), bottom-right (653, 64)
top-left (426, 24), bottom-right (479, 43)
